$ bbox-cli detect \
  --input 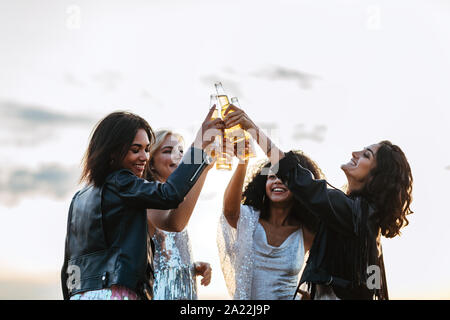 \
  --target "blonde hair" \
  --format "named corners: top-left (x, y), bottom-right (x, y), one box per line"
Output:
top-left (147, 129), bottom-right (184, 181)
